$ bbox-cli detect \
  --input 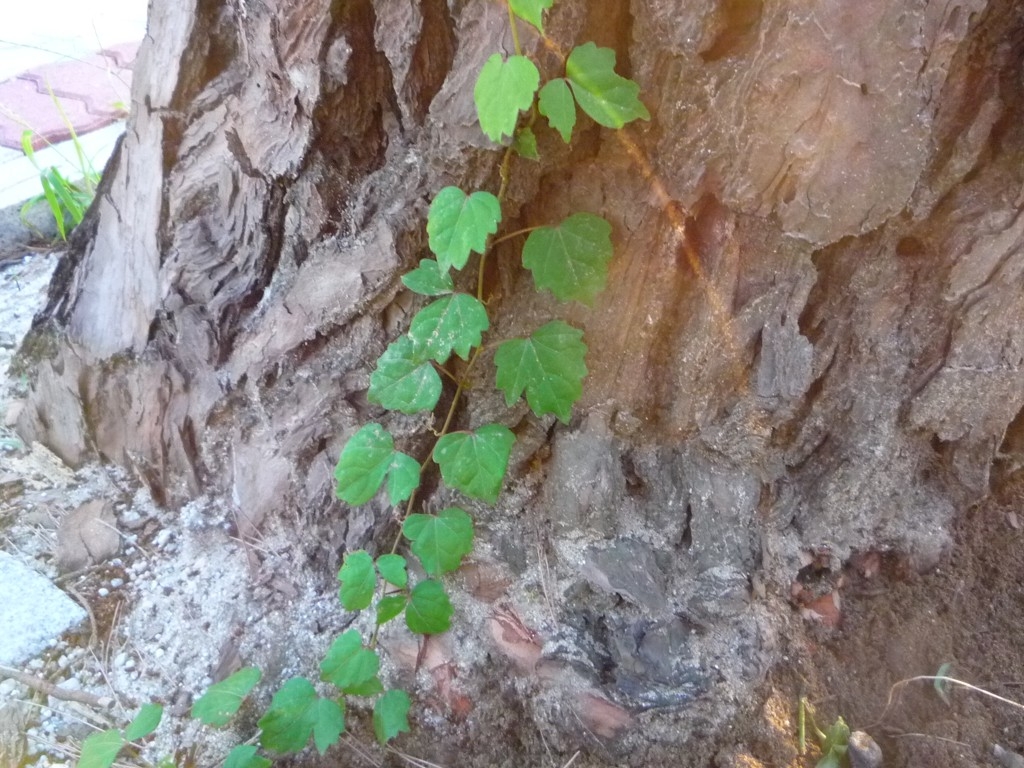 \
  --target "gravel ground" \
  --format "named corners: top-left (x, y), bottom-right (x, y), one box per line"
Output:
top-left (0, 250), bottom-right (364, 767)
